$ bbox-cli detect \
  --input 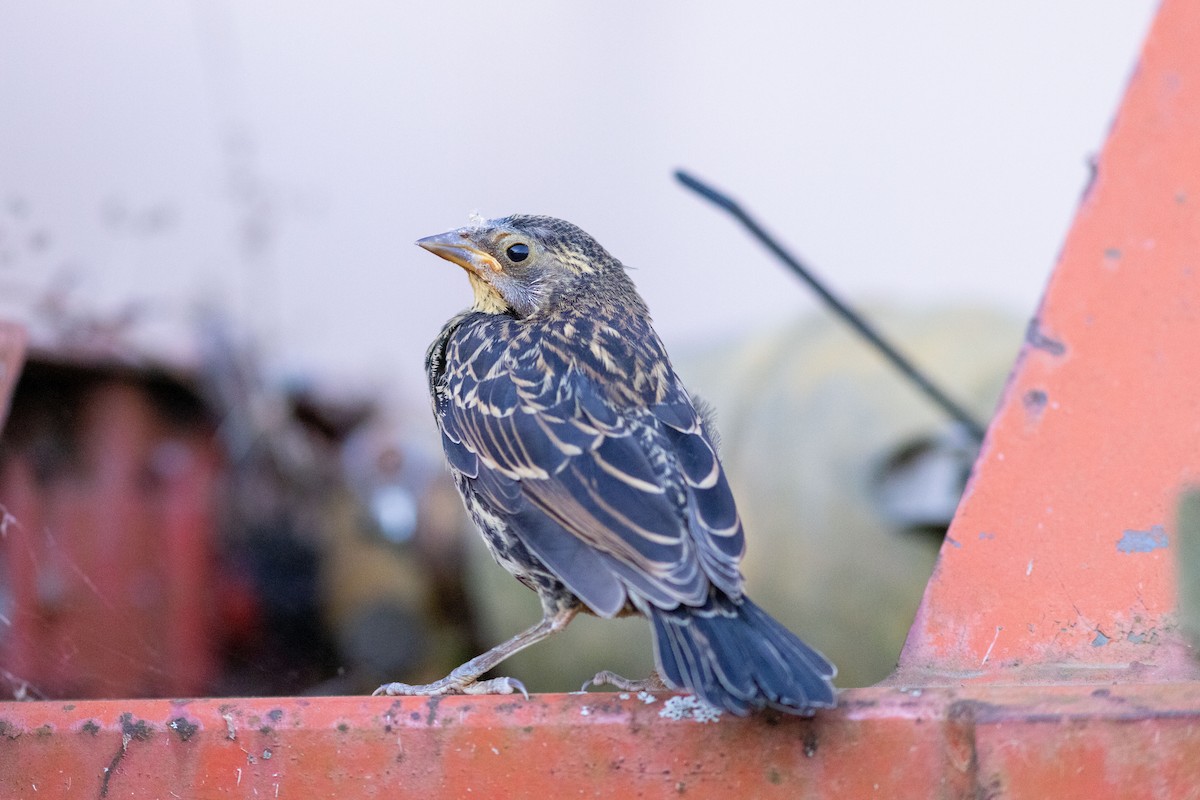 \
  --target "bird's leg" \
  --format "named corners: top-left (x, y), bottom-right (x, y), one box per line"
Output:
top-left (373, 603), bottom-right (578, 698)
top-left (582, 668), bottom-right (669, 694)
